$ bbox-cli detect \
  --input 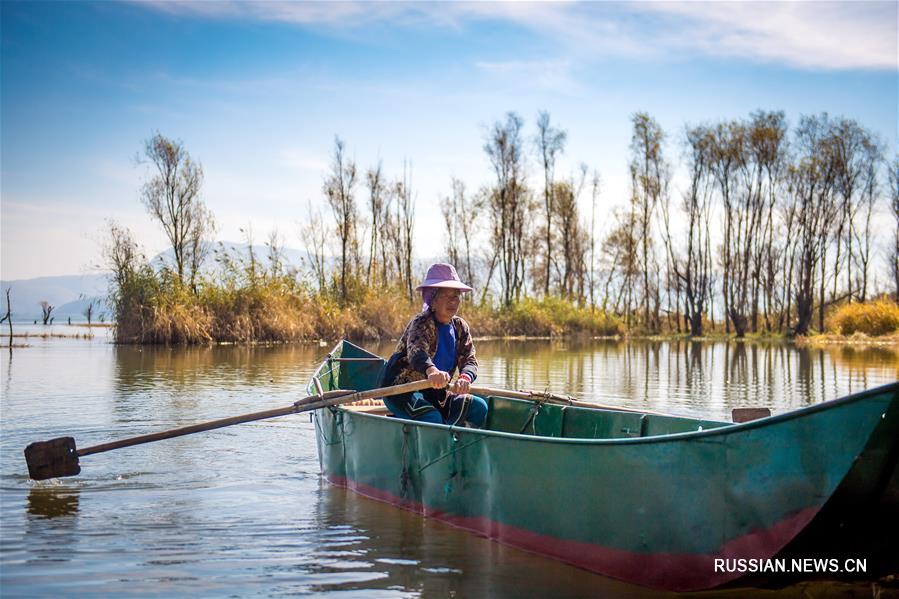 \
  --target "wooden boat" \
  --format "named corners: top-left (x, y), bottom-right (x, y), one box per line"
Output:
top-left (309, 341), bottom-right (899, 591)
